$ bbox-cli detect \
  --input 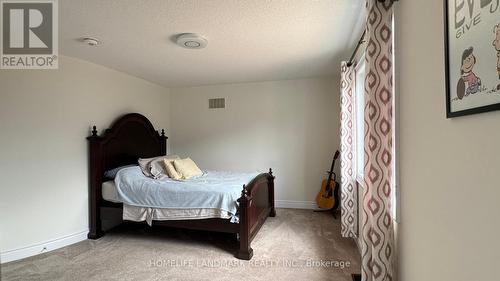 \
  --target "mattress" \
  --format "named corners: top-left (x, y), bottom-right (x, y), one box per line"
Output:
top-left (102, 180), bottom-right (121, 203)
top-left (101, 180), bottom-right (234, 224)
